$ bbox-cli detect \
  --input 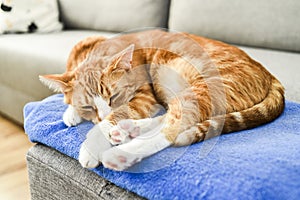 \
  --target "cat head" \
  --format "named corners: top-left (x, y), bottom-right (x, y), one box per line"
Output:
top-left (39, 44), bottom-right (135, 123)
